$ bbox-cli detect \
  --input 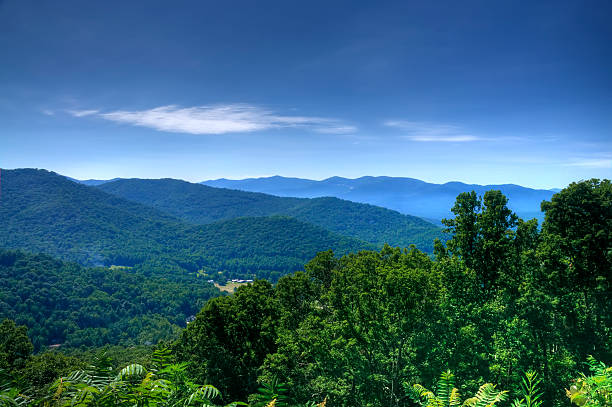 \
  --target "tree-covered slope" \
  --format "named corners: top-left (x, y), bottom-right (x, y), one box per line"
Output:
top-left (1, 169), bottom-right (184, 266)
top-left (0, 248), bottom-right (221, 350)
top-left (182, 215), bottom-right (373, 281)
top-left (97, 178), bottom-right (444, 251)
top-left (98, 178), bottom-right (298, 223)
top-left (0, 169), bottom-right (370, 278)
